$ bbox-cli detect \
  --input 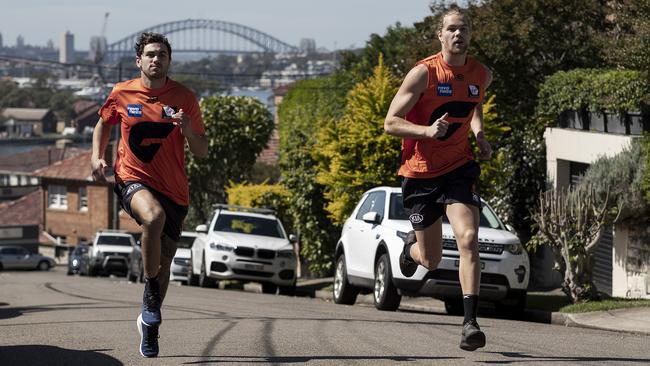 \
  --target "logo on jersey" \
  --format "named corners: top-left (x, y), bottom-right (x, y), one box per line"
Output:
top-left (129, 122), bottom-right (176, 163)
top-left (127, 104), bottom-right (143, 117)
top-left (409, 213), bottom-right (424, 224)
top-left (468, 84), bottom-right (480, 98)
top-left (161, 105), bottom-right (178, 118)
top-left (437, 83), bottom-right (453, 96)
